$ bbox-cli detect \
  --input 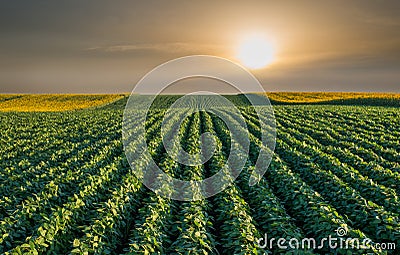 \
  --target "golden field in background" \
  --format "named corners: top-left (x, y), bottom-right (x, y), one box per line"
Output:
top-left (0, 94), bottom-right (124, 112)
top-left (266, 92), bottom-right (400, 103)
top-left (0, 92), bottom-right (399, 112)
